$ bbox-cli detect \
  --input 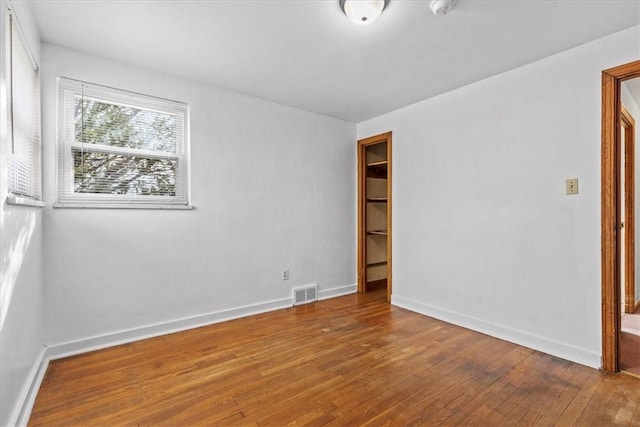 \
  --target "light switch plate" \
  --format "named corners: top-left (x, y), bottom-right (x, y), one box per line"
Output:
top-left (566, 178), bottom-right (579, 195)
